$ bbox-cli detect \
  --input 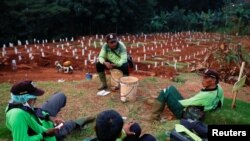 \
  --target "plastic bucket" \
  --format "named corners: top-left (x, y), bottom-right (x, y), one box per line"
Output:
top-left (110, 69), bottom-right (123, 87)
top-left (120, 76), bottom-right (139, 102)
